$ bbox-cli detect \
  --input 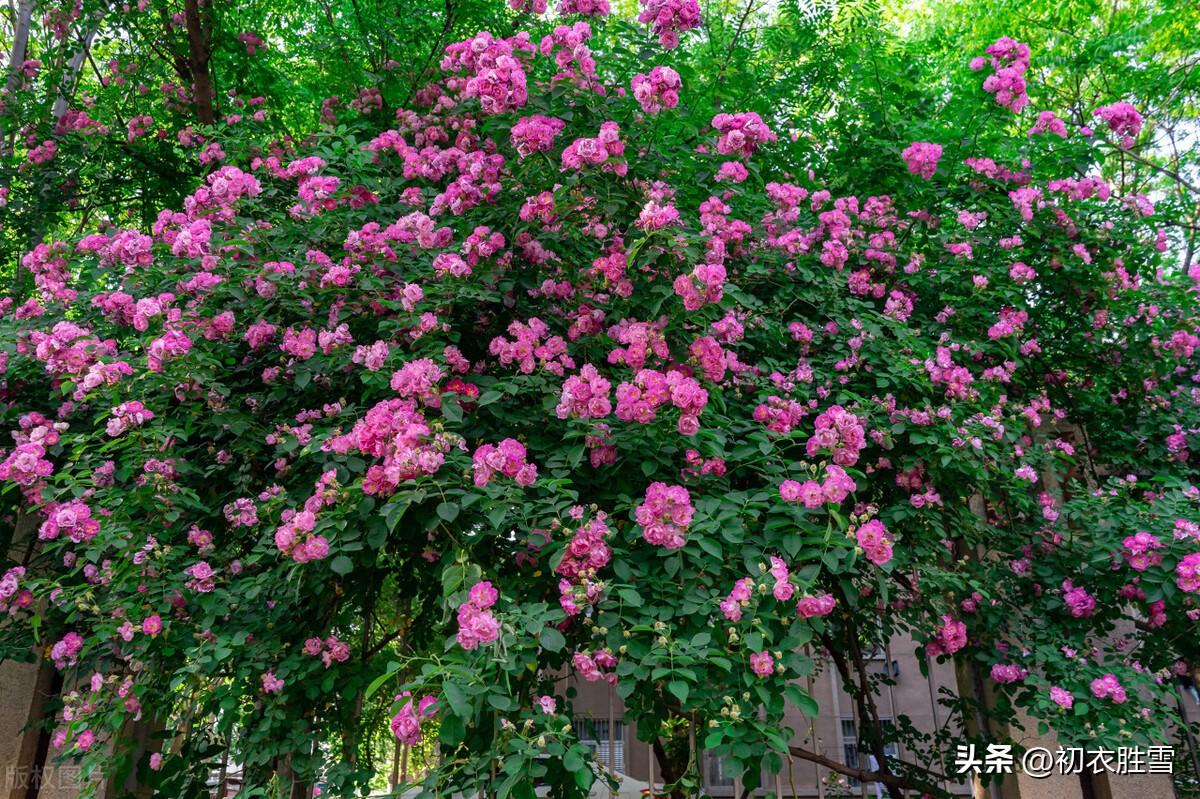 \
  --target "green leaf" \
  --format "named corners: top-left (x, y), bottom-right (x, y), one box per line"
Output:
top-left (668, 680), bottom-right (689, 704)
top-left (330, 555), bottom-right (354, 576)
top-left (617, 587), bottom-right (644, 607)
top-left (442, 681), bottom-right (470, 718)
top-left (439, 713), bottom-right (466, 745)
top-left (488, 693), bottom-right (515, 712)
top-left (367, 522), bottom-right (388, 549)
top-left (436, 501), bottom-right (460, 522)
top-left (539, 626), bottom-right (566, 653)
top-left (441, 397), bottom-right (463, 423)
top-left (786, 684), bottom-right (820, 717)
top-left (698, 536), bottom-right (723, 559)
top-left (383, 499), bottom-right (409, 532)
